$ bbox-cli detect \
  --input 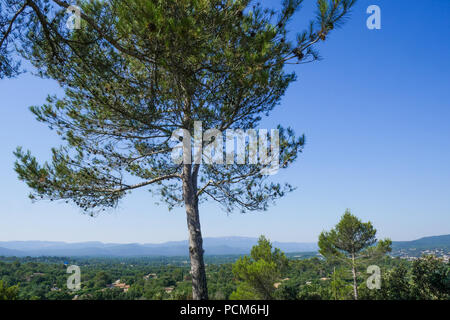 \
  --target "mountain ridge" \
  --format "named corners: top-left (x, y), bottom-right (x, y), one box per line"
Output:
top-left (0, 234), bottom-right (448, 257)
